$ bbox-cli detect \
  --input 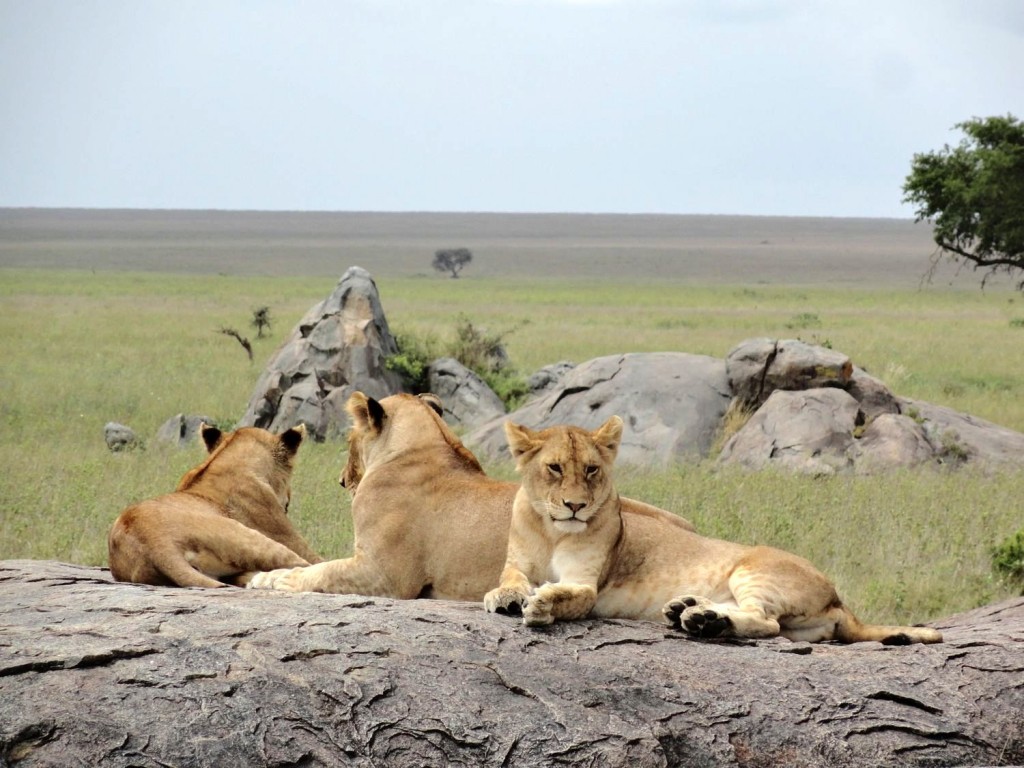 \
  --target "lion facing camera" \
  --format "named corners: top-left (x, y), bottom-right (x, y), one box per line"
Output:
top-left (485, 417), bottom-right (942, 645)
